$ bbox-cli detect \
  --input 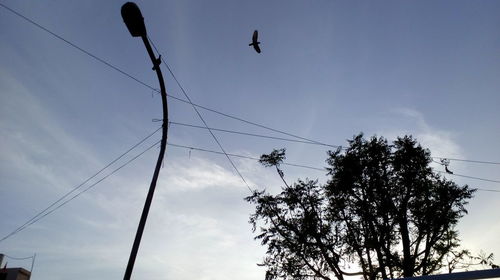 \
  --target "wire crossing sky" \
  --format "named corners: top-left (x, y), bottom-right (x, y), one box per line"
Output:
top-left (1, 1), bottom-right (500, 280)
